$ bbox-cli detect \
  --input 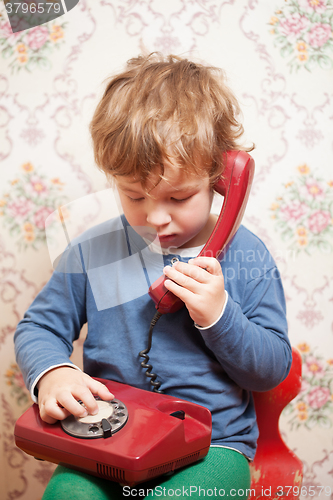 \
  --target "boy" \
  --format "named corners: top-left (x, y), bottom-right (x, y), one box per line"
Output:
top-left (14, 53), bottom-right (292, 499)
